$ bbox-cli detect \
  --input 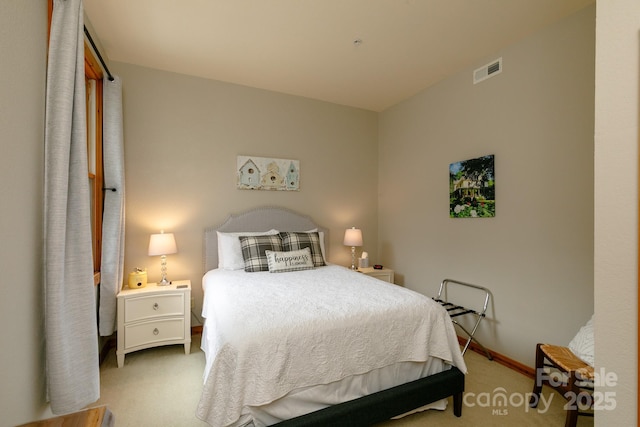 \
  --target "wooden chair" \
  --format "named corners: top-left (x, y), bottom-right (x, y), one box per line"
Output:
top-left (529, 343), bottom-right (594, 427)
